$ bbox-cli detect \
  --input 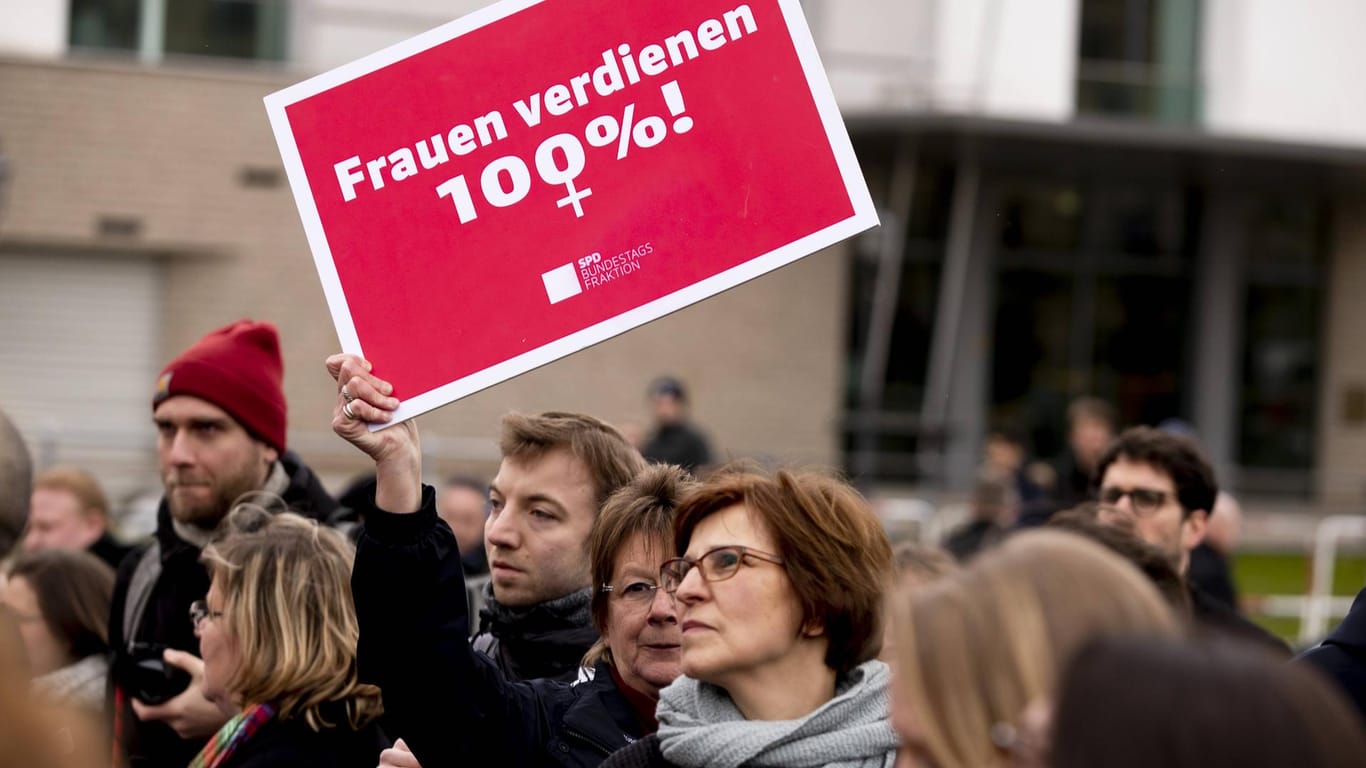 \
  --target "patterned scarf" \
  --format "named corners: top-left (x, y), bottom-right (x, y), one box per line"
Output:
top-left (188, 703), bottom-right (277, 768)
